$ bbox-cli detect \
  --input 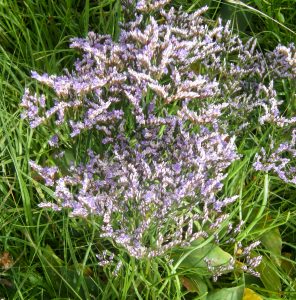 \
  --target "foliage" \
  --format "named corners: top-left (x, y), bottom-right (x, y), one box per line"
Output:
top-left (0, 0), bottom-right (296, 299)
